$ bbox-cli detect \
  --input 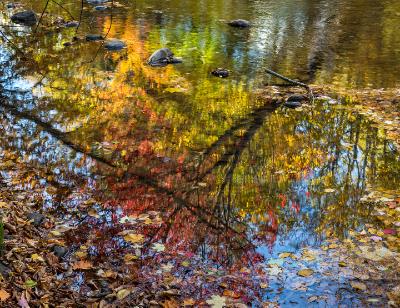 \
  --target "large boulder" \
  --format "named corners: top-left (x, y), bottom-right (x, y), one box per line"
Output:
top-left (147, 48), bottom-right (182, 67)
top-left (11, 10), bottom-right (37, 26)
